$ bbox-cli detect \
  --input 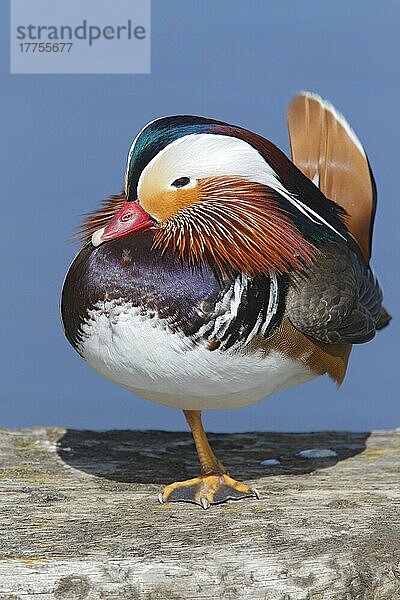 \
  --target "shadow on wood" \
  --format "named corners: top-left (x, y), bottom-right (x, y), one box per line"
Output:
top-left (1, 427), bottom-right (399, 598)
top-left (55, 429), bottom-right (370, 484)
